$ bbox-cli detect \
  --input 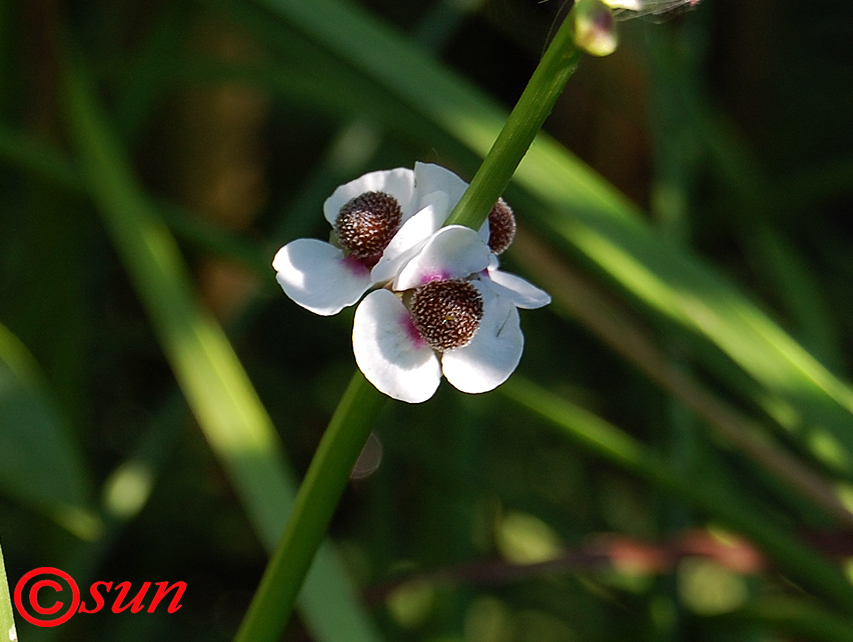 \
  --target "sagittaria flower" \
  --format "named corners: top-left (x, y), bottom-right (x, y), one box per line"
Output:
top-left (352, 226), bottom-right (550, 403)
top-left (274, 163), bottom-right (516, 316)
top-left (273, 162), bottom-right (548, 402)
top-left (273, 163), bottom-right (470, 316)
